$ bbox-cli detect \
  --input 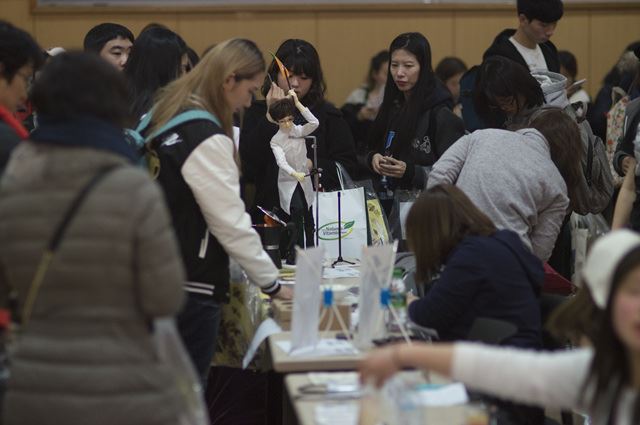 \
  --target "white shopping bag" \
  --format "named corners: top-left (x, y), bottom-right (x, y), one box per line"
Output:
top-left (291, 246), bottom-right (325, 352)
top-left (316, 187), bottom-right (368, 261)
top-left (355, 242), bottom-right (397, 349)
